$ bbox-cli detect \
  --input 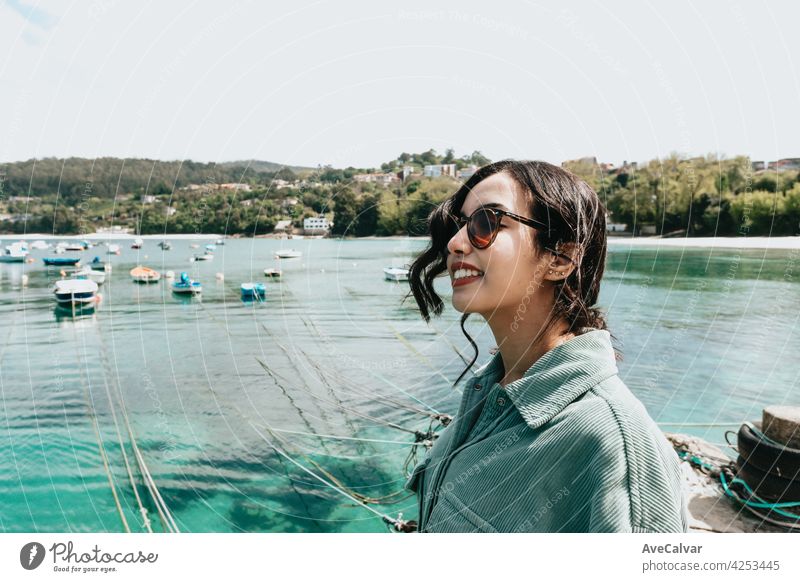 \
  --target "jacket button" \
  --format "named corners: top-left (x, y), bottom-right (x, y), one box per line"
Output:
top-left (496, 397), bottom-right (506, 406)
top-left (474, 383), bottom-right (482, 391)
